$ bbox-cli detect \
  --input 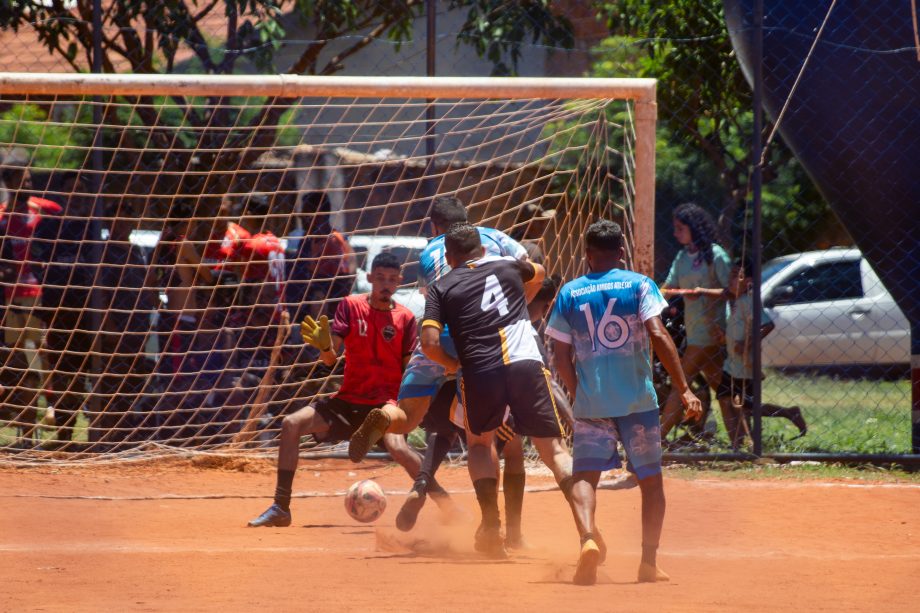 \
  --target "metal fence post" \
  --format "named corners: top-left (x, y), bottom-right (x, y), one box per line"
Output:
top-left (751, 0), bottom-right (764, 457)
